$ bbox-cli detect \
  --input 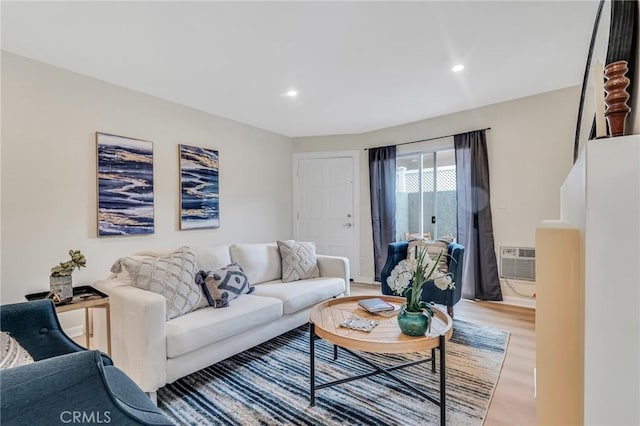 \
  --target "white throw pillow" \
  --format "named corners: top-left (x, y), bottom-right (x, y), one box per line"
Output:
top-left (277, 240), bottom-right (320, 283)
top-left (192, 245), bottom-right (232, 272)
top-left (229, 243), bottom-right (282, 284)
top-left (111, 246), bottom-right (208, 320)
top-left (0, 332), bottom-right (34, 370)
